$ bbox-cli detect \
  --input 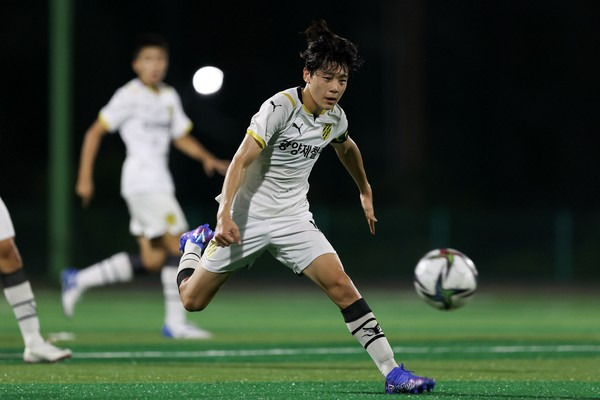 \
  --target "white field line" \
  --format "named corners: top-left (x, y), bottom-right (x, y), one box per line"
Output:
top-left (1, 345), bottom-right (599, 360)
